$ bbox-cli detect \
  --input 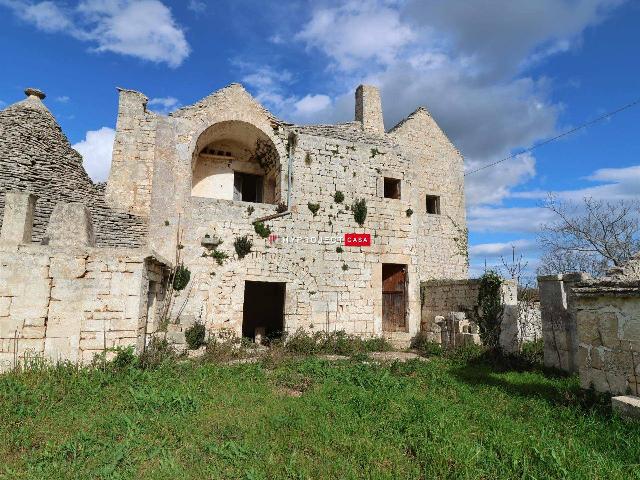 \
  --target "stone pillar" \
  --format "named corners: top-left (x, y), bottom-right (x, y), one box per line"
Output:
top-left (43, 202), bottom-right (96, 247)
top-left (0, 192), bottom-right (37, 245)
top-left (355, 85), bottom-right (385, 134)
top-left (538, 273), bottom-right (590, 372)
